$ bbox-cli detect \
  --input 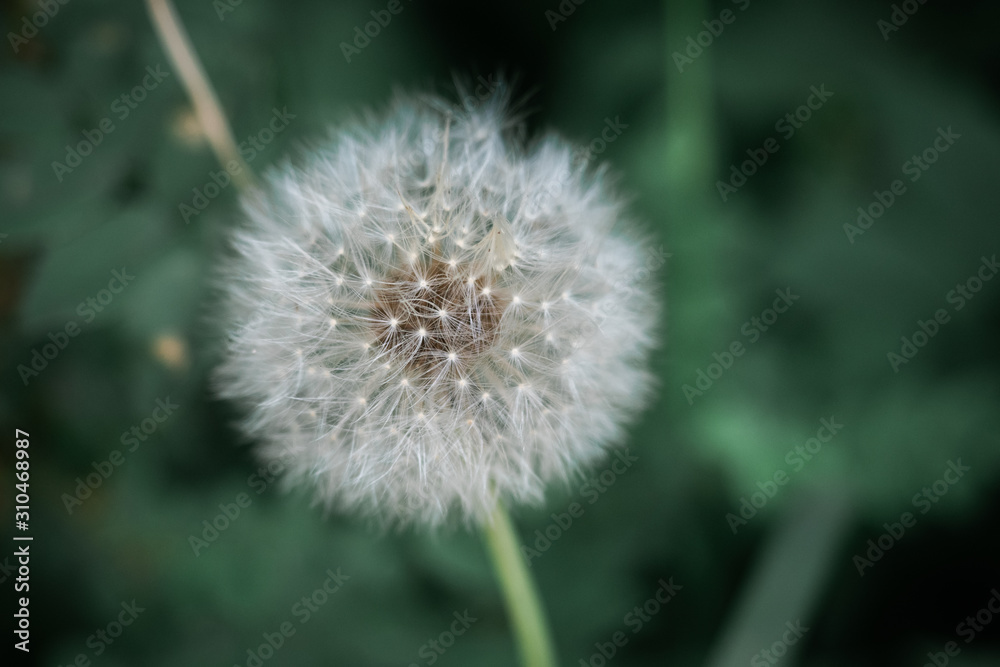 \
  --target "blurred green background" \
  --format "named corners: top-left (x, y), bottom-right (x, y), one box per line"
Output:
top-left (2, 0), bottom-right (999, 665)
